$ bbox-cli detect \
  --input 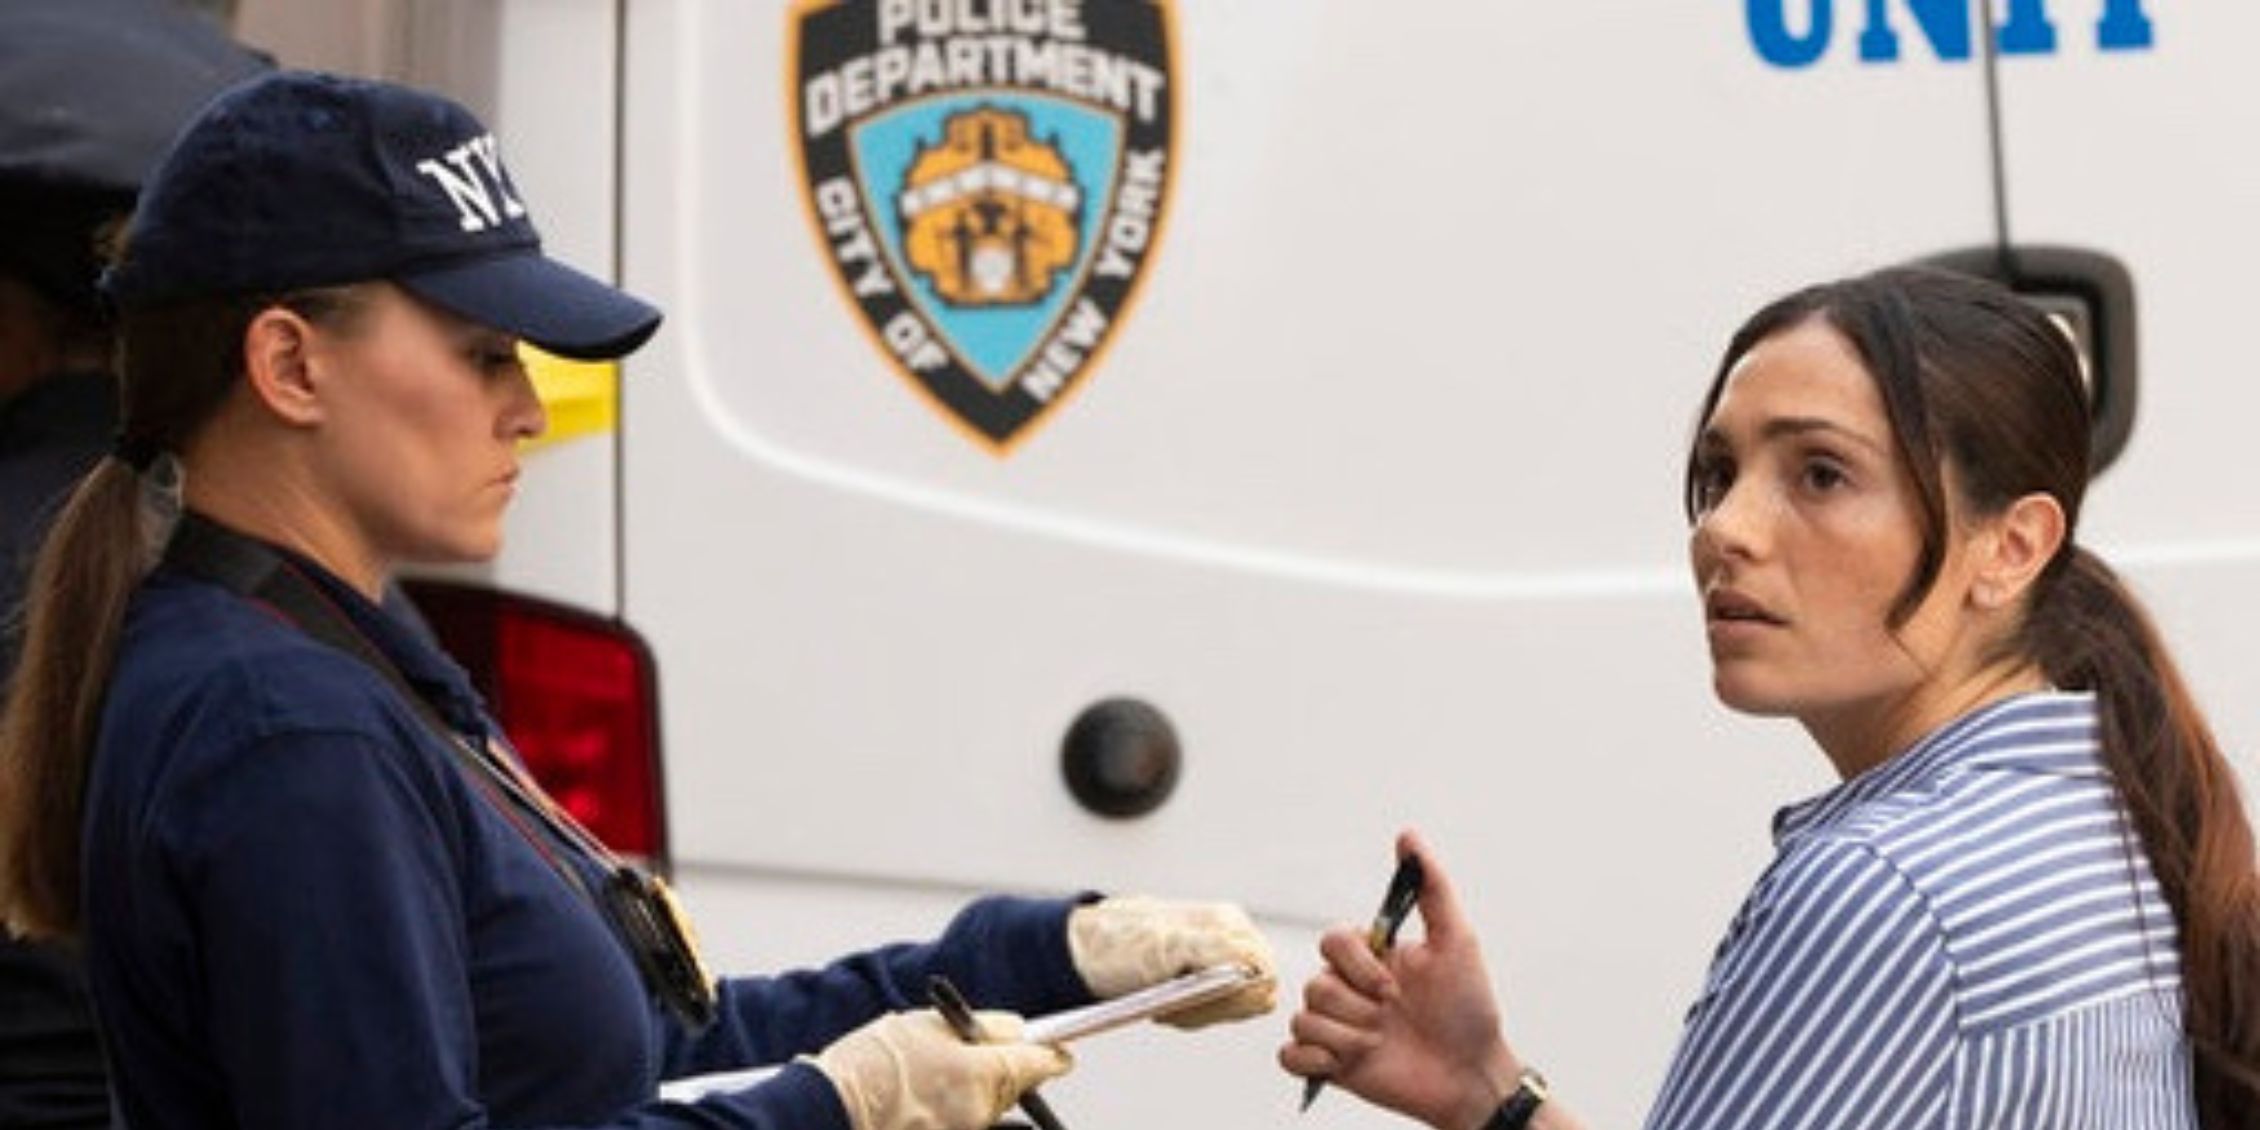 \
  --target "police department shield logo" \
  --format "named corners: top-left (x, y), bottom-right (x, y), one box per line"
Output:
top-left (791, 1), bottom-right (1175, 449)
